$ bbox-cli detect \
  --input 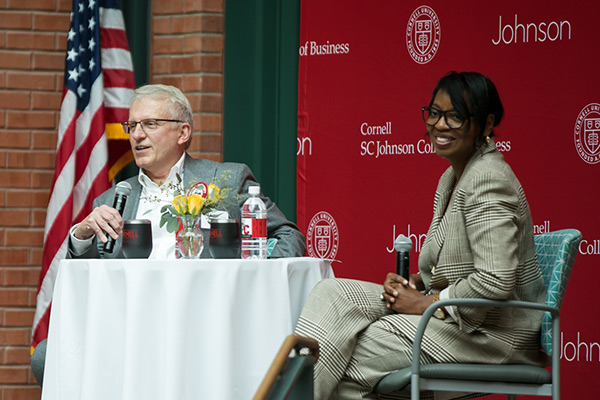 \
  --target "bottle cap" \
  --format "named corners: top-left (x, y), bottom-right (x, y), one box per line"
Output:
top-left (248, 185), bottom-right (260, 195)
